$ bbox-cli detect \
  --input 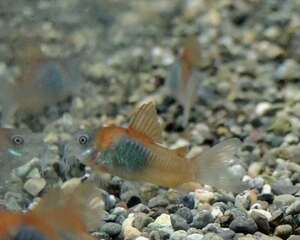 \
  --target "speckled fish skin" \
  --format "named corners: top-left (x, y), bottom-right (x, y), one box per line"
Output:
top-left (166, 36), bottom-right (202, 126)
top-left (0, 42), bottom-right (82, 125)
top-left (65, 102), bottom-right (244, 192)
top-left (0, 183), bottom-right (101, 240)
top-left (0, 128), bottom-right (49, 196)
